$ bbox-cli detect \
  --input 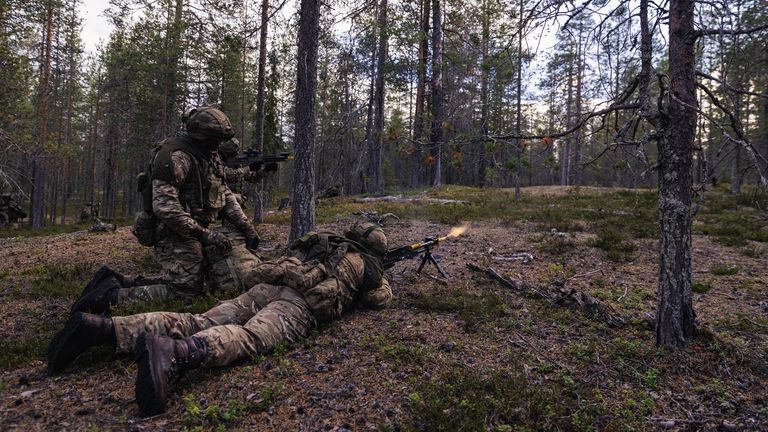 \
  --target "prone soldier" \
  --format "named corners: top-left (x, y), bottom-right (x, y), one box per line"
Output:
top-left (48, 222), bottom-right (392, 416)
